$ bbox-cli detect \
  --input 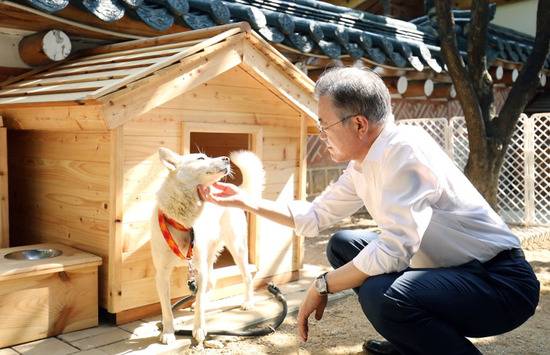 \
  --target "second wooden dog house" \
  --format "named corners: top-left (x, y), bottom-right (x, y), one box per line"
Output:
top-left (0, 23), bottom-right (318, 322)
